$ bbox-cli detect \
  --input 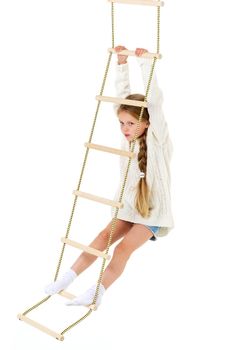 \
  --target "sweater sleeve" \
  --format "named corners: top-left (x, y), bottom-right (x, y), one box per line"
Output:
top-left (113, 62), bottom-right (131, 114)
top-left (137, 57), bottom-right (168, 145)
